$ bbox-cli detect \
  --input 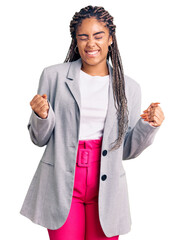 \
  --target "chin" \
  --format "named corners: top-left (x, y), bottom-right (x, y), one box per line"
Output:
top-left (82, 56), bottom-right (106, 67)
